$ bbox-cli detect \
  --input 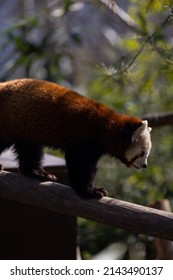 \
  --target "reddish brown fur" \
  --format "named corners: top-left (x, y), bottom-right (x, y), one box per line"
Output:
top-left (0, 79), bottom-right (141, 151)
top-left (0, 78), bottom-right (142, 198)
